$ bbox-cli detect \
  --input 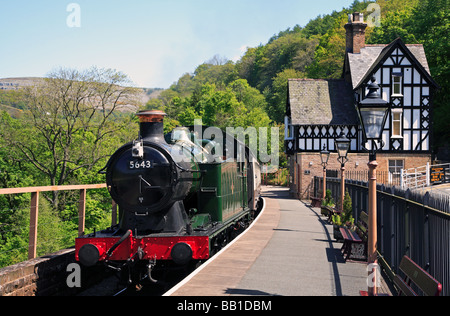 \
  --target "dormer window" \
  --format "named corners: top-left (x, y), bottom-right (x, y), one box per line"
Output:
top-left (392, 73), bottom-right (403, 96)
